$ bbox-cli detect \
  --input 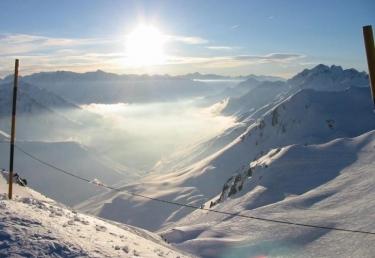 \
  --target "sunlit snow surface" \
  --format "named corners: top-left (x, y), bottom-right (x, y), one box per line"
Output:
top-left (0, 173), bottom-right (193, 257)
top-left (161, 130), bottom-right (375, 257)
